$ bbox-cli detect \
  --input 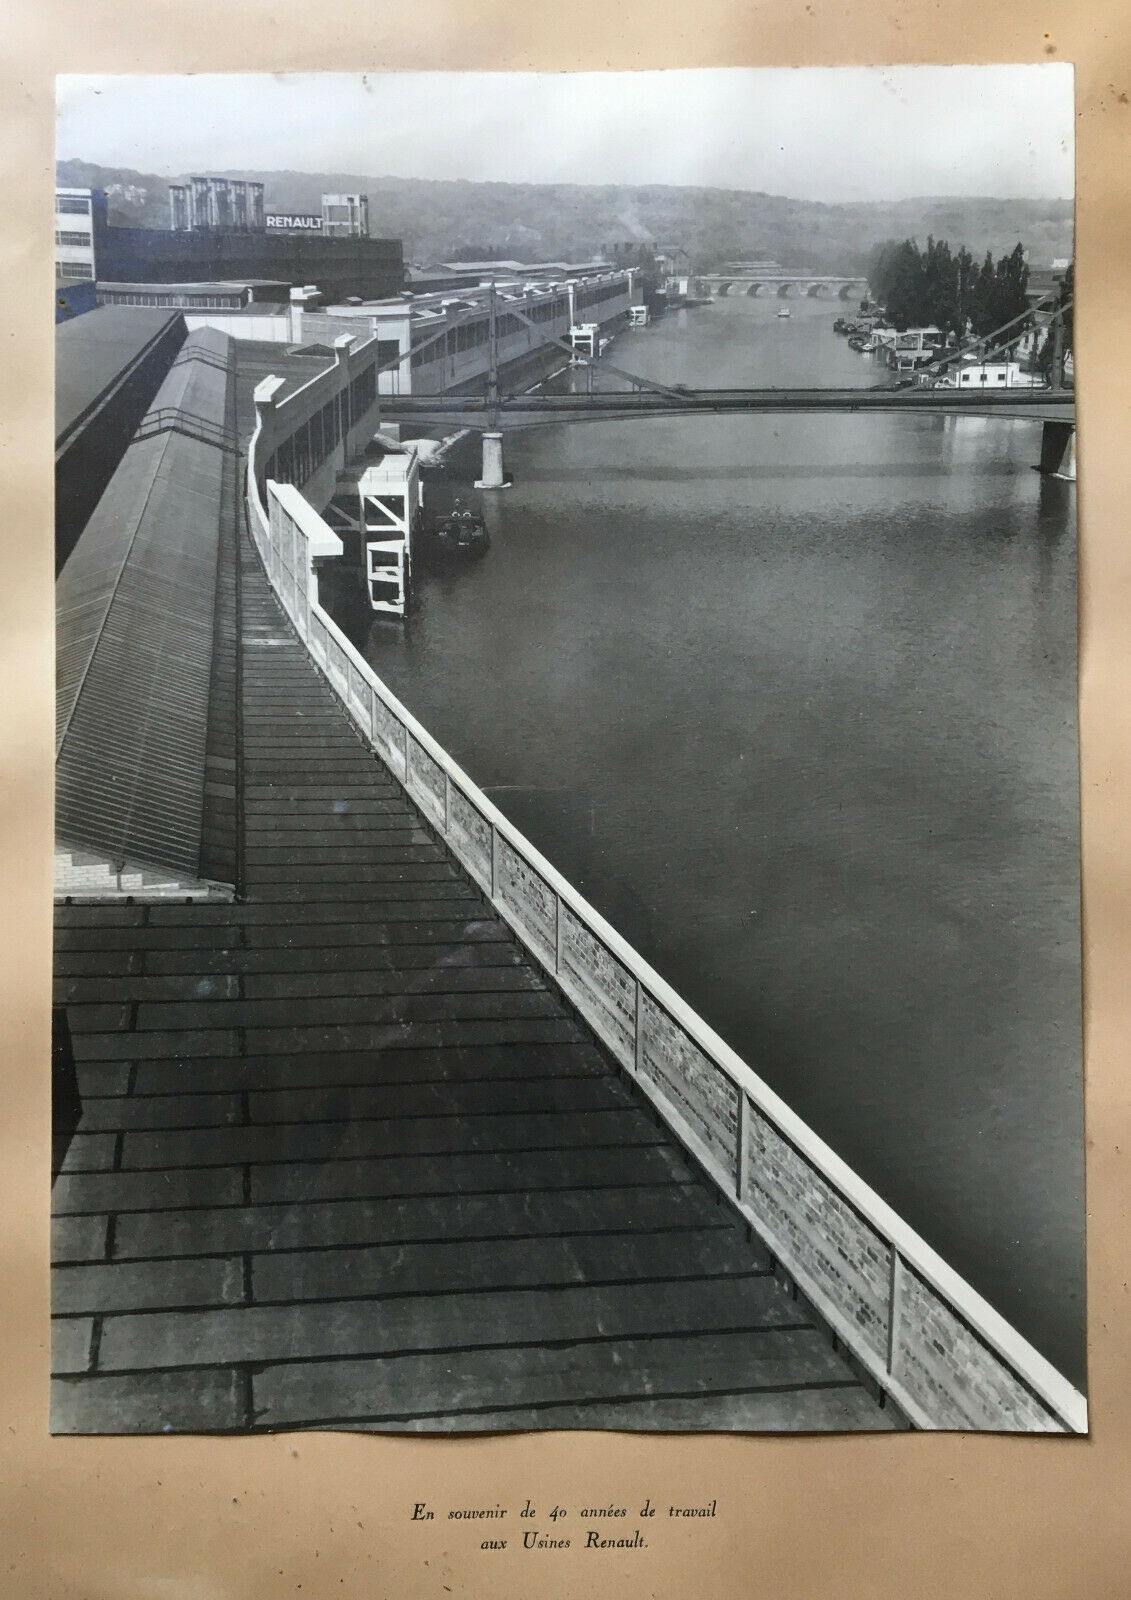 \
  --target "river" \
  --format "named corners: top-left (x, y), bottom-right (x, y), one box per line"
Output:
top-left (337, 293), bottom-right (1084, 1386)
